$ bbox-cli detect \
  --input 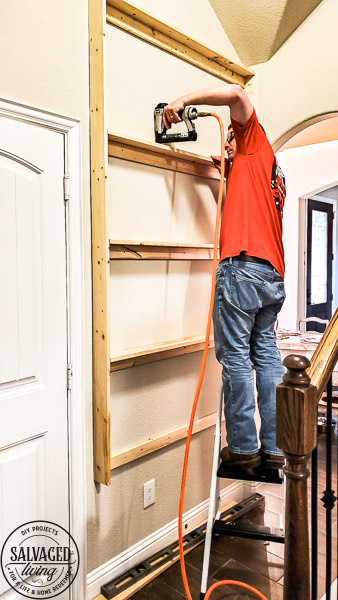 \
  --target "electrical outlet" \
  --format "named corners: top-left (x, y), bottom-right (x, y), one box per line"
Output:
top-left (143, 479), bottom-right (155, 508)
